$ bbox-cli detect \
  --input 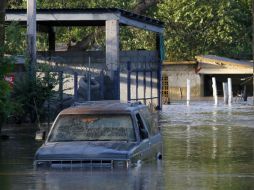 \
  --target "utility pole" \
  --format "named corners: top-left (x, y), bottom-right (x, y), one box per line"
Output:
top-left (27, 0), bottom-right (37, 80)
